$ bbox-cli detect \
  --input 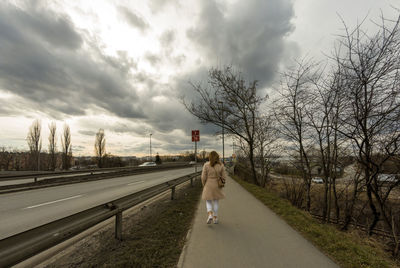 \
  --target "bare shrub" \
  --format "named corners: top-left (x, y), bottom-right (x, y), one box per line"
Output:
top-left (282, 177), bottom-right (305, 208)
